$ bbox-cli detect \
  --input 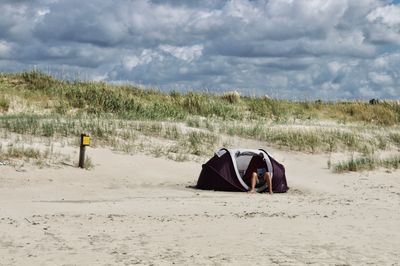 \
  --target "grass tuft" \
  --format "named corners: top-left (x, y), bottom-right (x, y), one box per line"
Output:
top-left (221, 91), bottom-right (241, 104)
top-left (0, 97), bottom-right (10, 112)
top-left (334, 155), bottom-right (400, 173)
